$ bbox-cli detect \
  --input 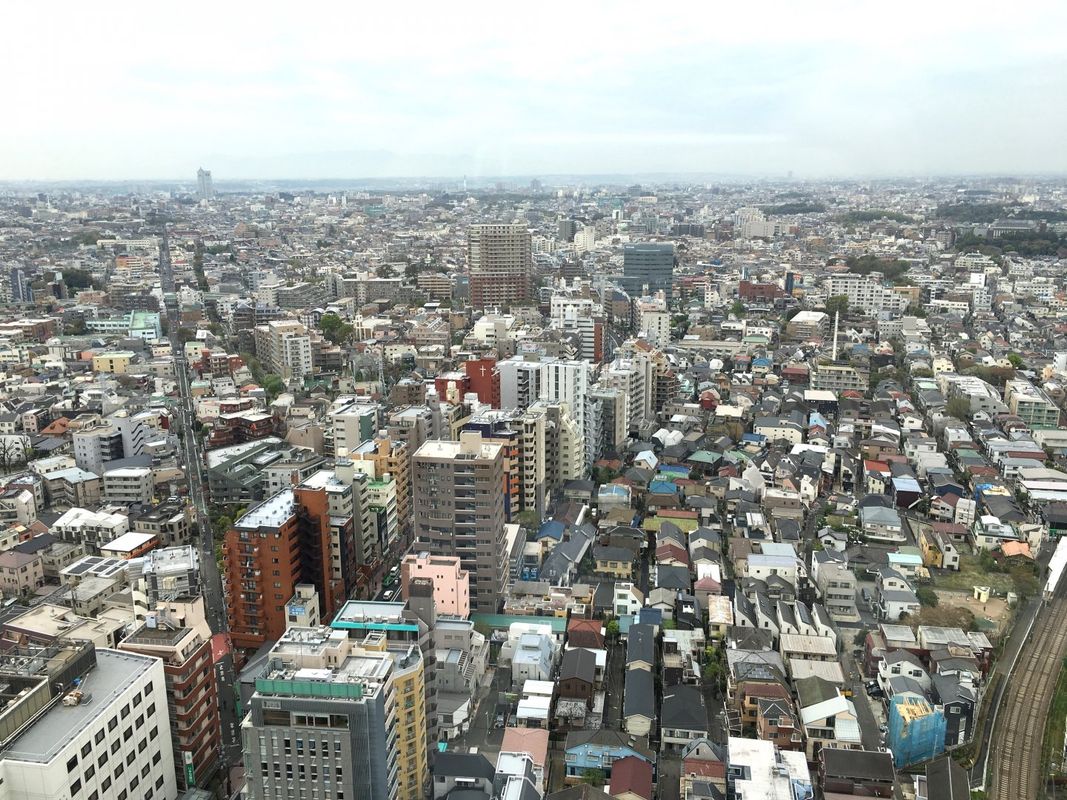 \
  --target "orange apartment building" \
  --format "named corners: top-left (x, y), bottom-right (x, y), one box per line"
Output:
top-left (223, 471), bottom-right (358, 650)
